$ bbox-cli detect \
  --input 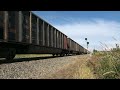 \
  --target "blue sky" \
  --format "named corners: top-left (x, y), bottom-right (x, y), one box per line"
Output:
top-left (32, 11), bottom-right (120, 52)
